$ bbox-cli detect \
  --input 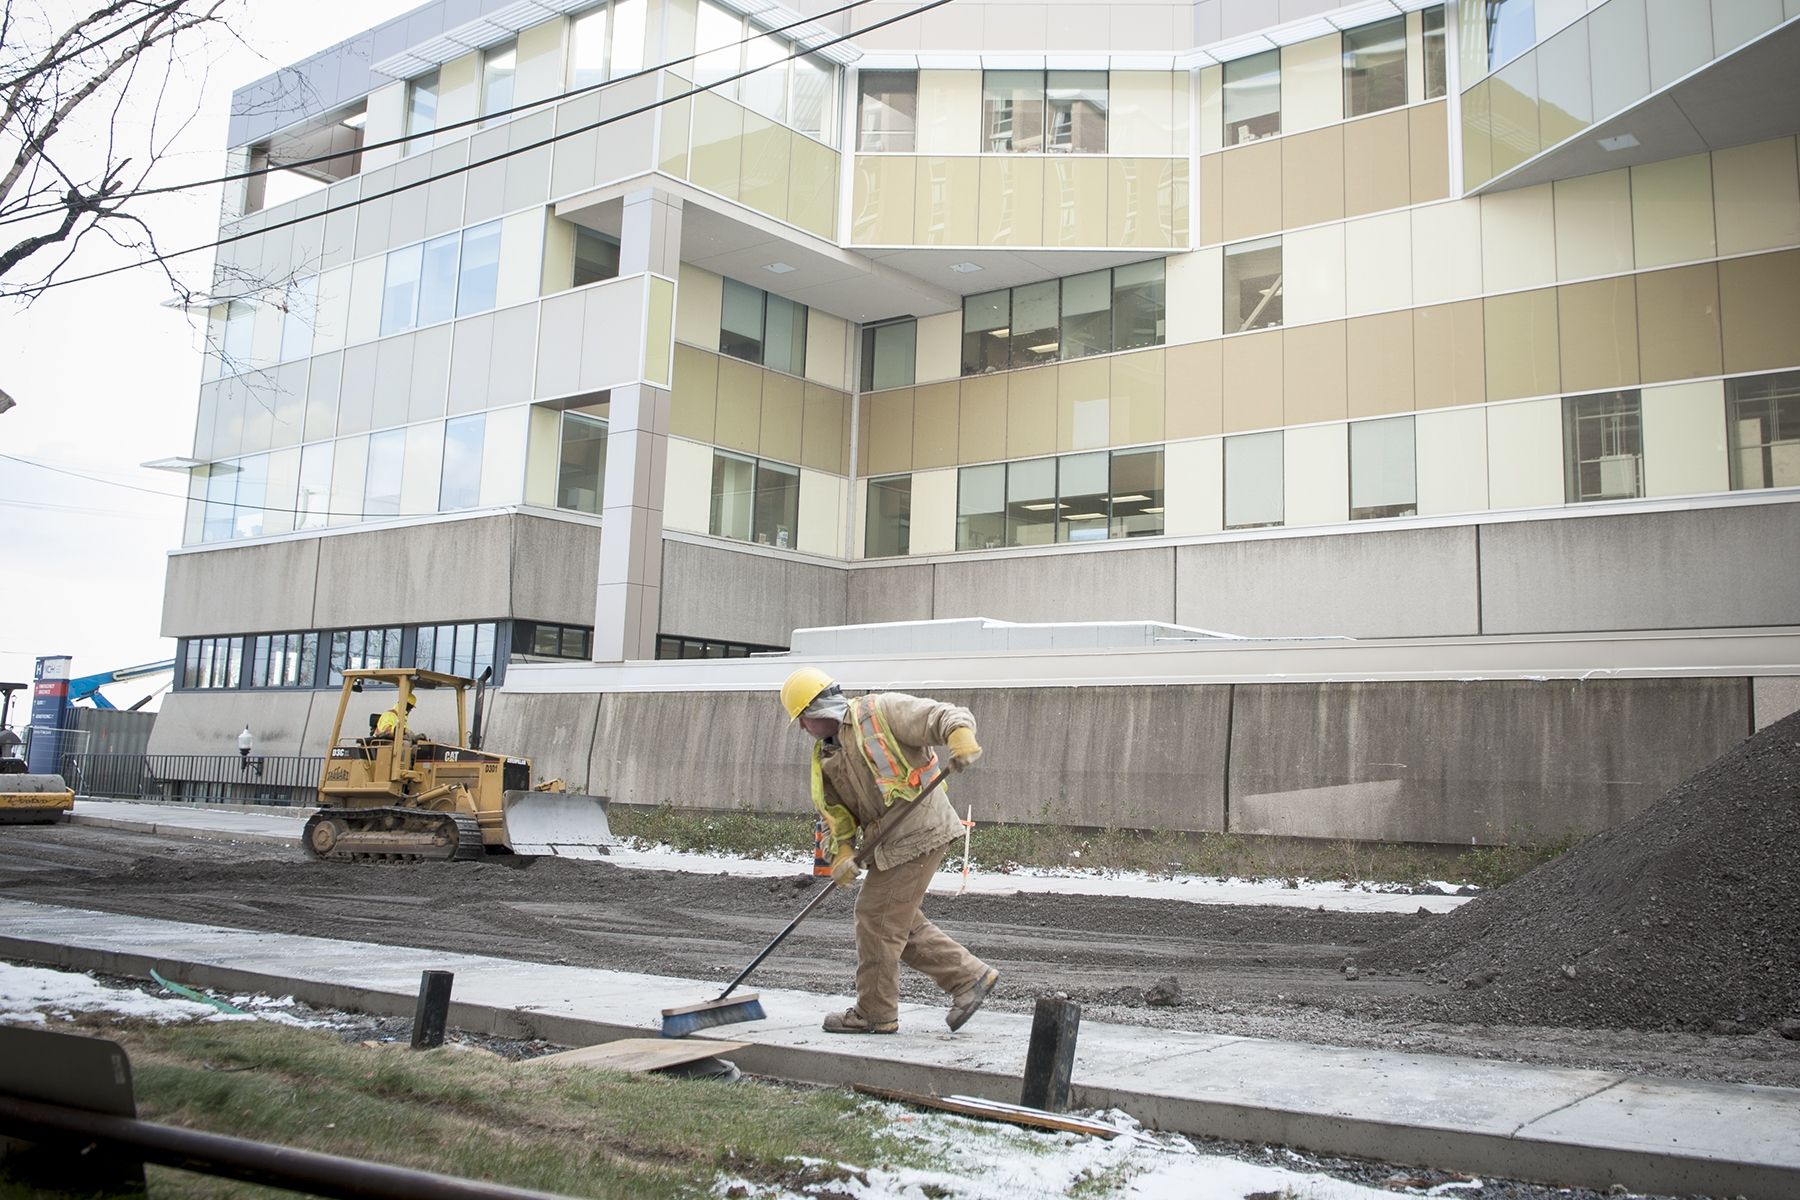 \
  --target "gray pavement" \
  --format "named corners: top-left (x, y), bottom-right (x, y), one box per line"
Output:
top-left (1, 897), bottom-right (1794, 1199)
